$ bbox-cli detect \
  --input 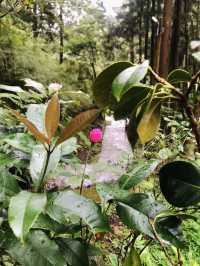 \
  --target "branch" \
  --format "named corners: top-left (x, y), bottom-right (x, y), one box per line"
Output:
top-left (186, 69), bottom-right (200, 97)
